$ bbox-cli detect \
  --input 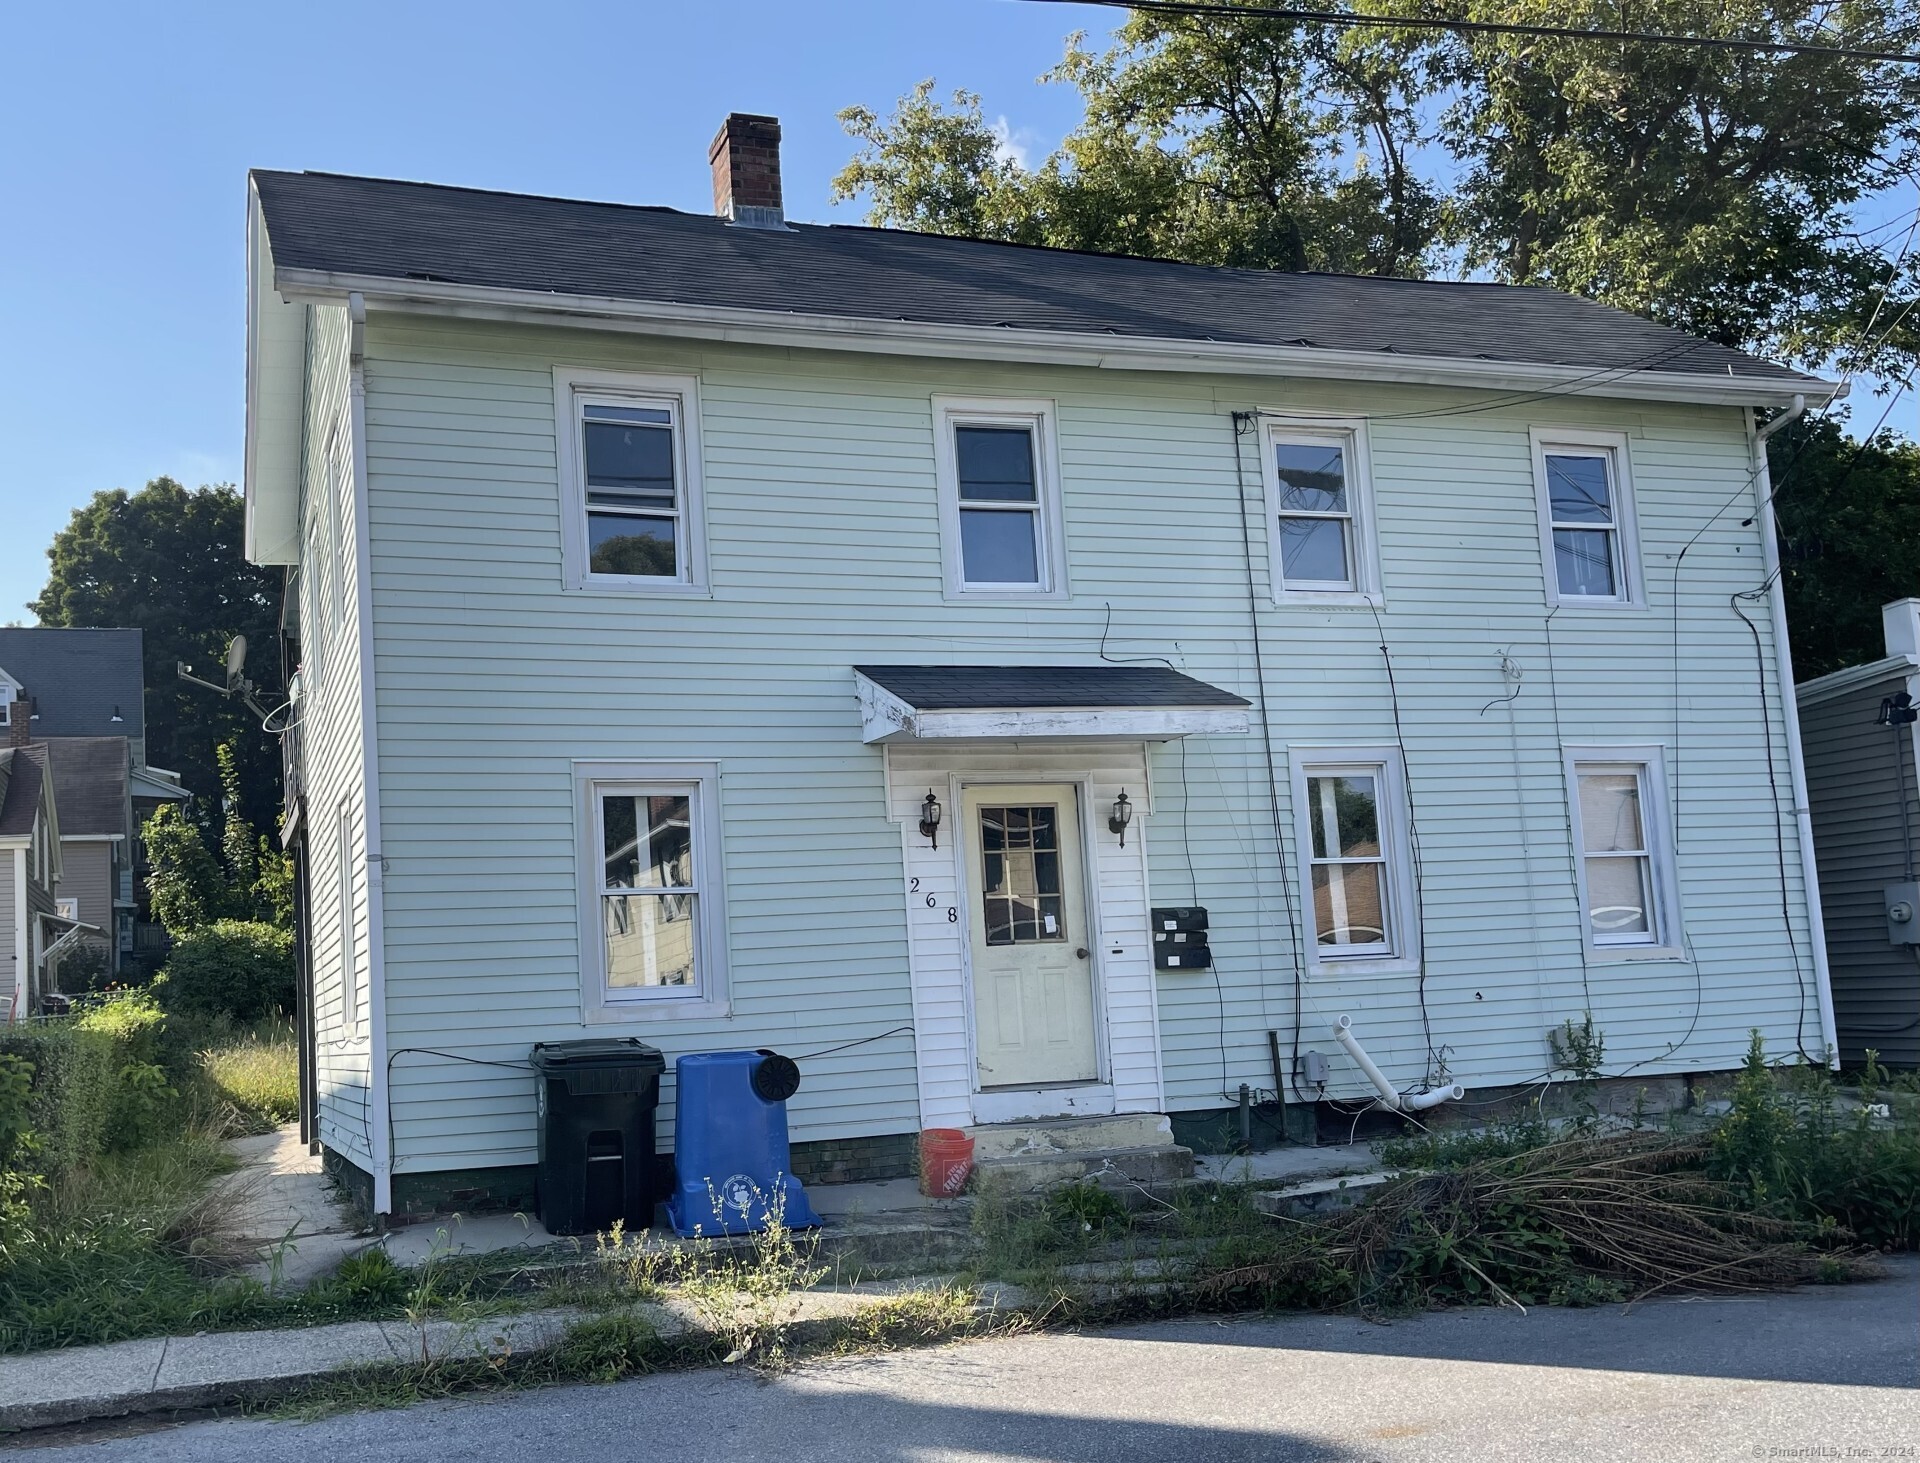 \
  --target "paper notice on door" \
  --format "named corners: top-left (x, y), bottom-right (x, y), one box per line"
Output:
top-left (1044, 914), bottom-right (1057, 934)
